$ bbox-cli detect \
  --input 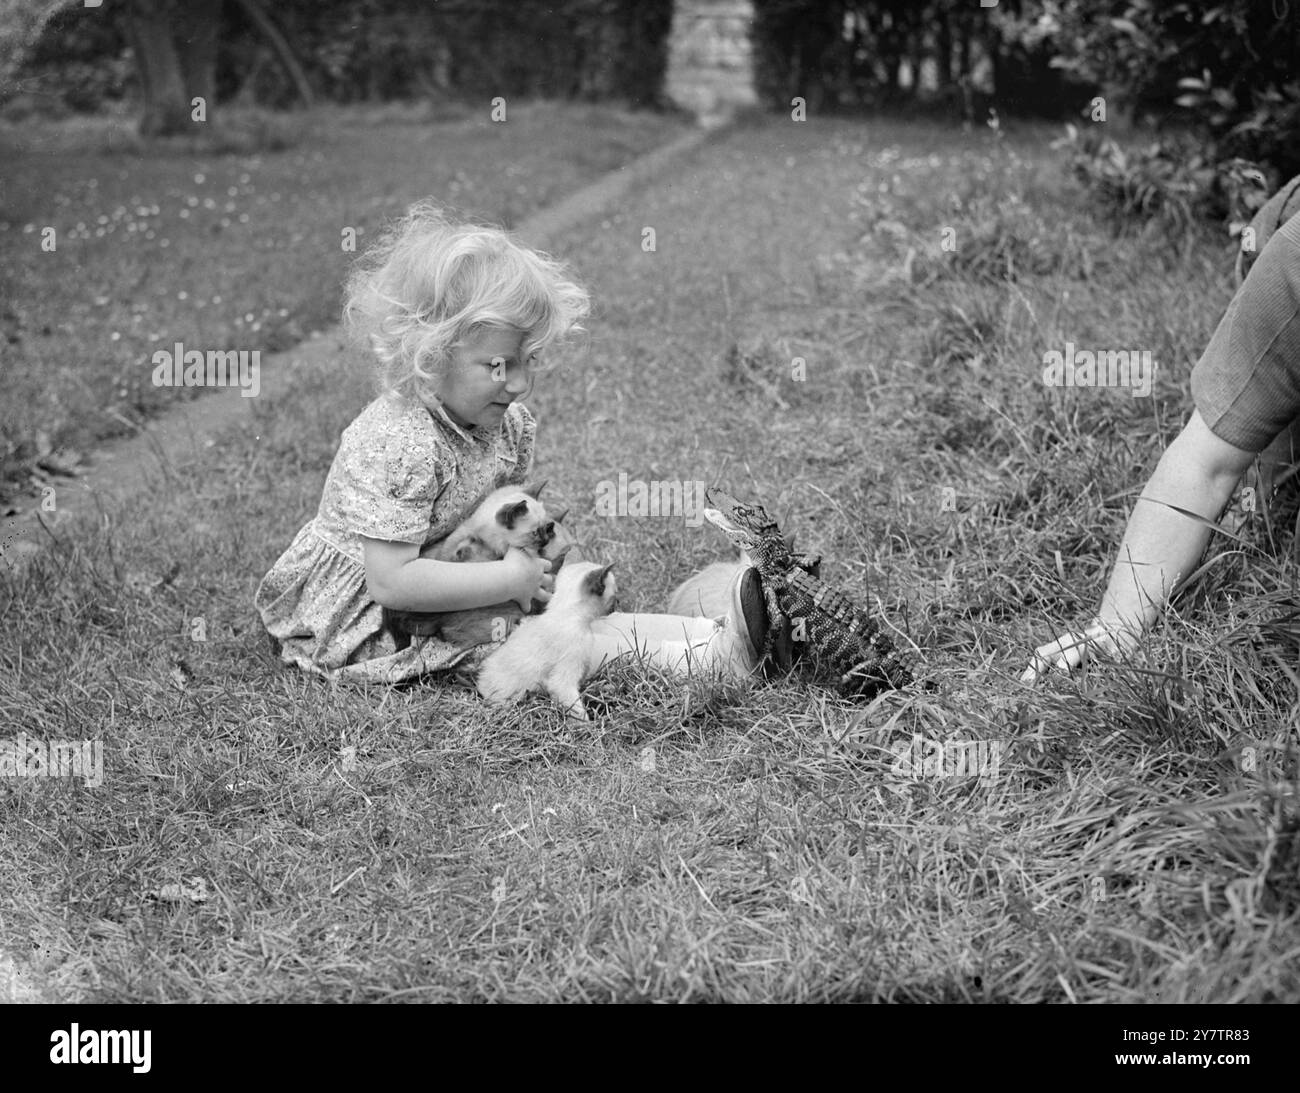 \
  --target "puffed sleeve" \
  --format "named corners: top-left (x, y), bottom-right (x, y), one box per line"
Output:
top-left (332, 410), bottom-right (448, 544)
